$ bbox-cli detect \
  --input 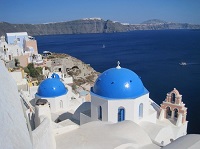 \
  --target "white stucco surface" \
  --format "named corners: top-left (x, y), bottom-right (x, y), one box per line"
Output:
top-left (56, 120), bottom-right (160, 149)
top-left (140, 121), bottom-right (174, 146)
top-left (32, 117), bottom-right (56, 149)
top-left (162, 134), bottom-right (200, 149)
top-left (91, 93), bottom-right (157, 124)
top-left (10, 71), bottom-right (23, 83)
top-left (35, 94), bottom-right (69, 113)
top-left (0, 60), bottom-right (32, 149)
